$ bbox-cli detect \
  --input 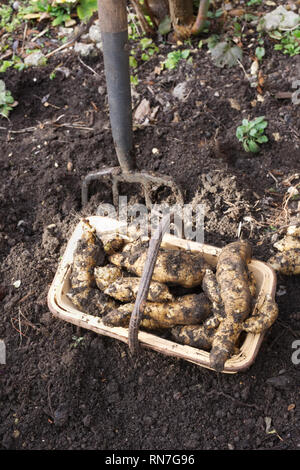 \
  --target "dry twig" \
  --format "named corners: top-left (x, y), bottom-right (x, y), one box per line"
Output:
top-left (77, 55), bottom-right (101, 80)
